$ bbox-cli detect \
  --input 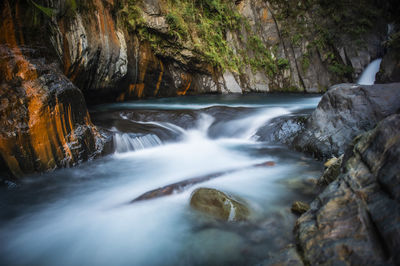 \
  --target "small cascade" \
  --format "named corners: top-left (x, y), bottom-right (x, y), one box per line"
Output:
top-left (113, 133), bottom-right (162, 153)
top-left (209, 107), bottom-right (290, 140)
top-left (357, 58), bottom-right (382, 85)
